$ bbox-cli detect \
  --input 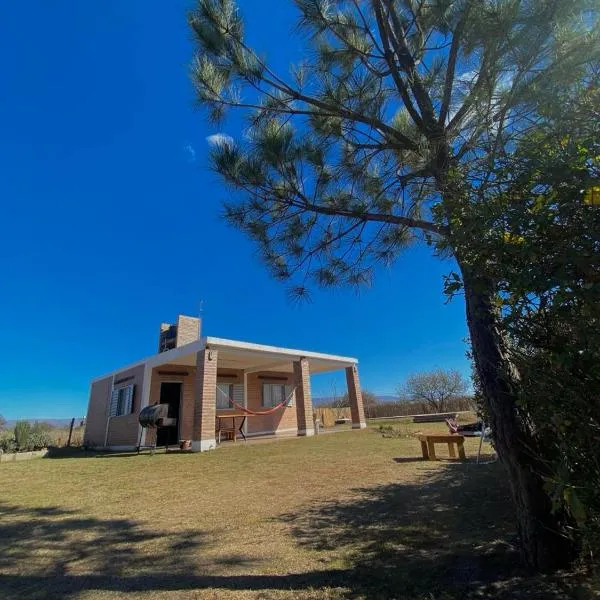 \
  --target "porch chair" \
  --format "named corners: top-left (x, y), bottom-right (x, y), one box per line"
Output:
top-left (216, 422), bottom-right (237, 444)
